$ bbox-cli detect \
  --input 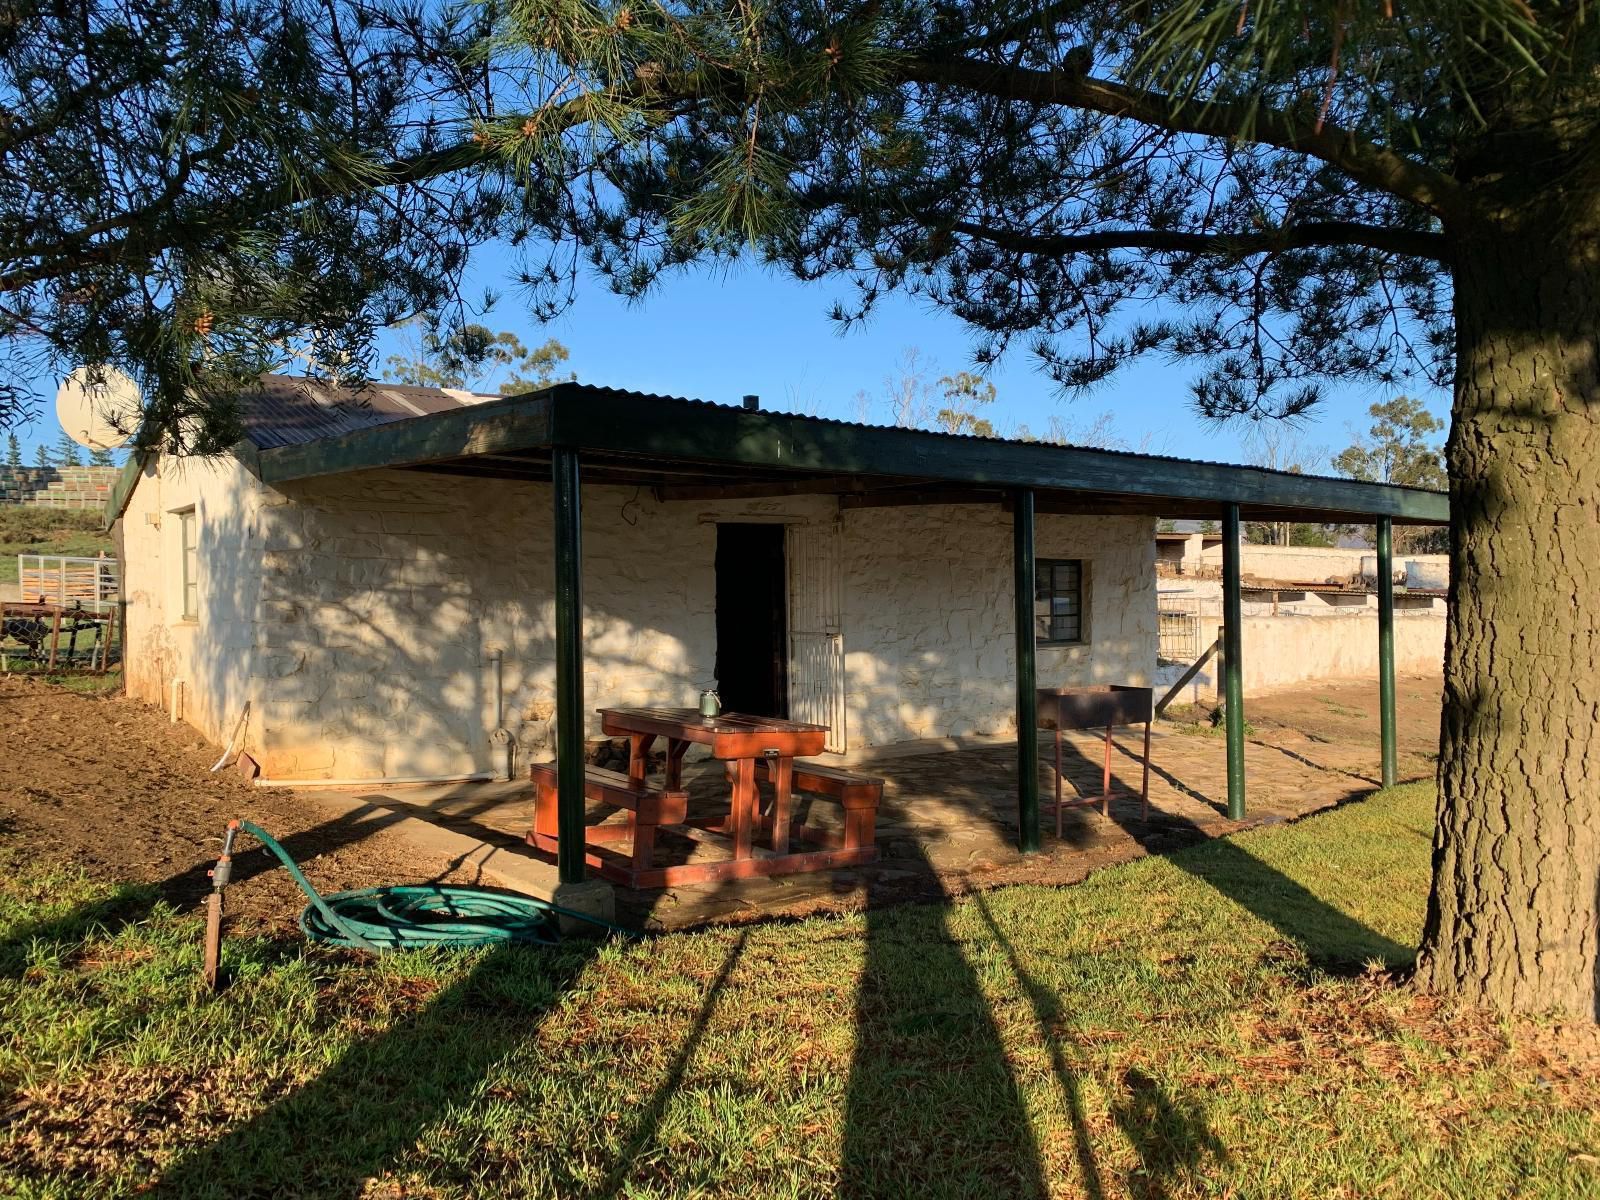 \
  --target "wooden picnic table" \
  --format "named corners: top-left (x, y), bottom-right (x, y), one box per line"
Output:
top-left (599, 707), bottom-right (827, 862)
top-left (529, 708), bottom-right (881, 887)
